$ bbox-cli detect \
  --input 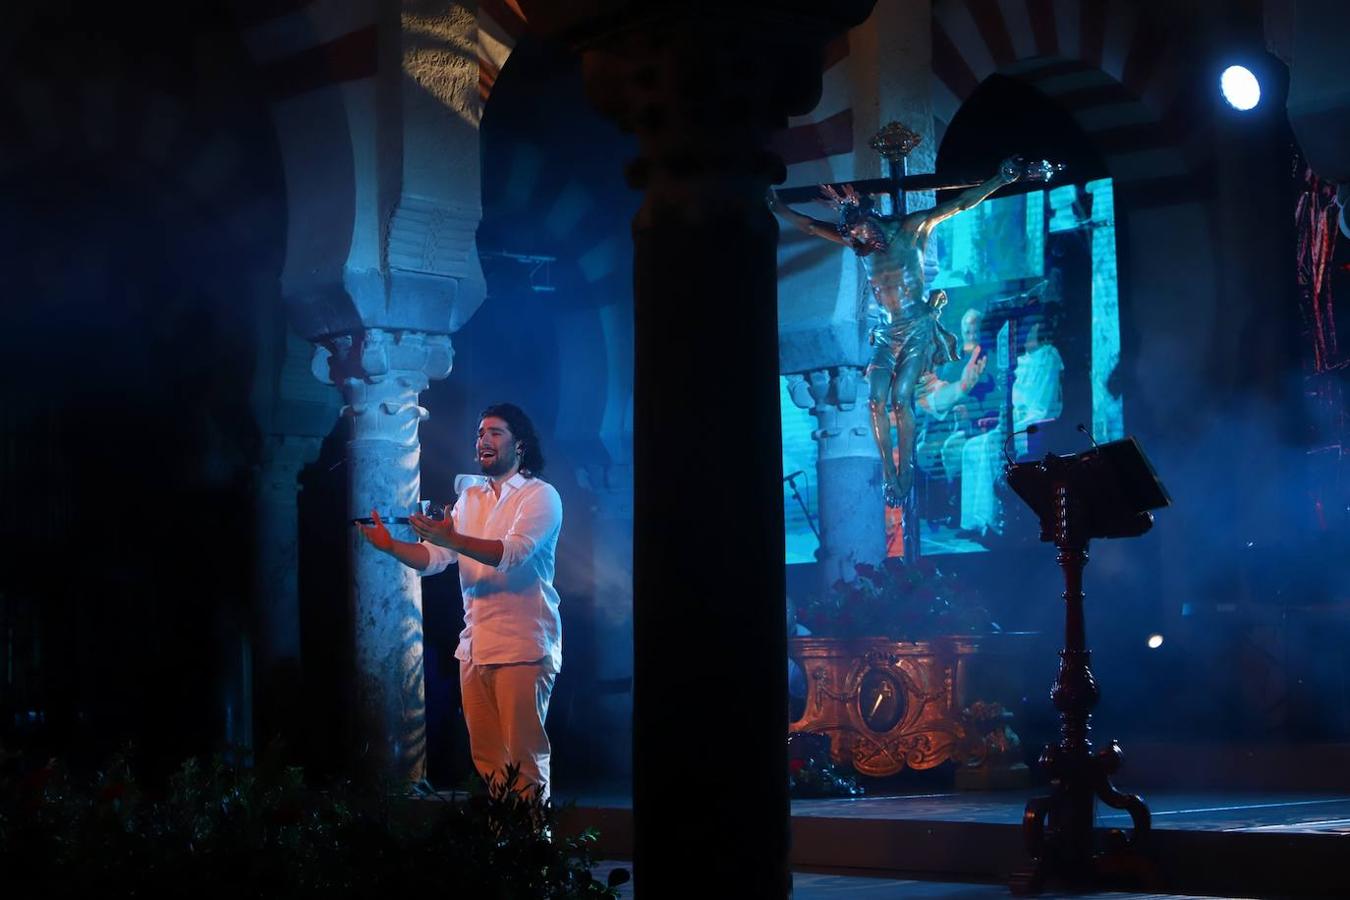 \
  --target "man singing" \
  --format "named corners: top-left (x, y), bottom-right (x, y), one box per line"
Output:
top-left (357, 403), bottom-right (563, 800)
